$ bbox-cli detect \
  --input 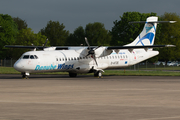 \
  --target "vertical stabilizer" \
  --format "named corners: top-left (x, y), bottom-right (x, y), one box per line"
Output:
top-left (126, 16), bottom-right (158, 46)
